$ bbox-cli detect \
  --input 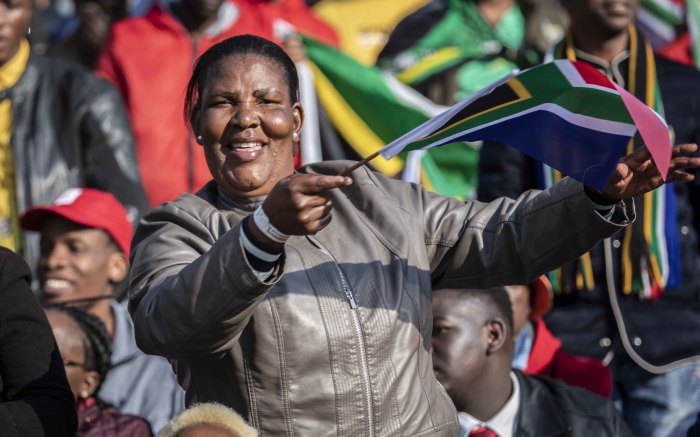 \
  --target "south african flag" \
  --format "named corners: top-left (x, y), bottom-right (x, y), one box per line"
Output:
top-left (379, 59), bottom-right (672, 190)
